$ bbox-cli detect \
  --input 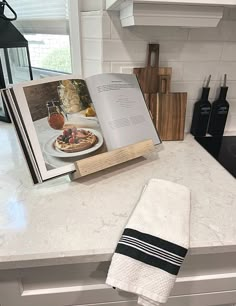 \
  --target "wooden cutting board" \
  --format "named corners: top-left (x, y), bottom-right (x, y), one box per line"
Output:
top-left (133, 44), bottom-right (160, 94)
top-left (148, 75), bottom-right (171, 126)
top-left (137, 67), bottom-right (172, 110)
top-left (152, 75), bottom-right (187, 141)
top-left (133, 43), bottom-right (172, 110)
top-left (157, 92), bottom-right (187, 140)
top-left (134, 67), bottom-right (172, 95)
